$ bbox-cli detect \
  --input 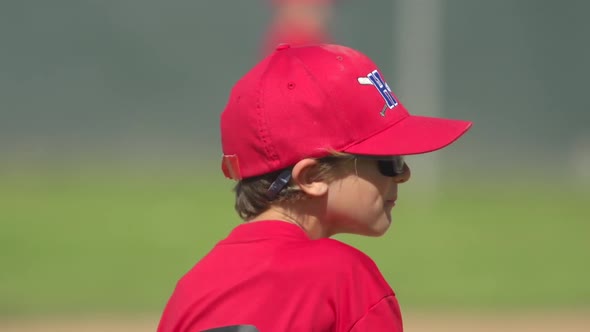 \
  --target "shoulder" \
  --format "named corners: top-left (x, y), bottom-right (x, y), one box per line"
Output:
top-left (292, 239), bottom-right (399, 329)
top-left (277, 237), bottom-right (392, 291)
top-left (280, 237), bottom-right (376, 266)
top-left (309, 238), bottom-right (378, 267)
top-left (319, 238), bottom-right (389, 281)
